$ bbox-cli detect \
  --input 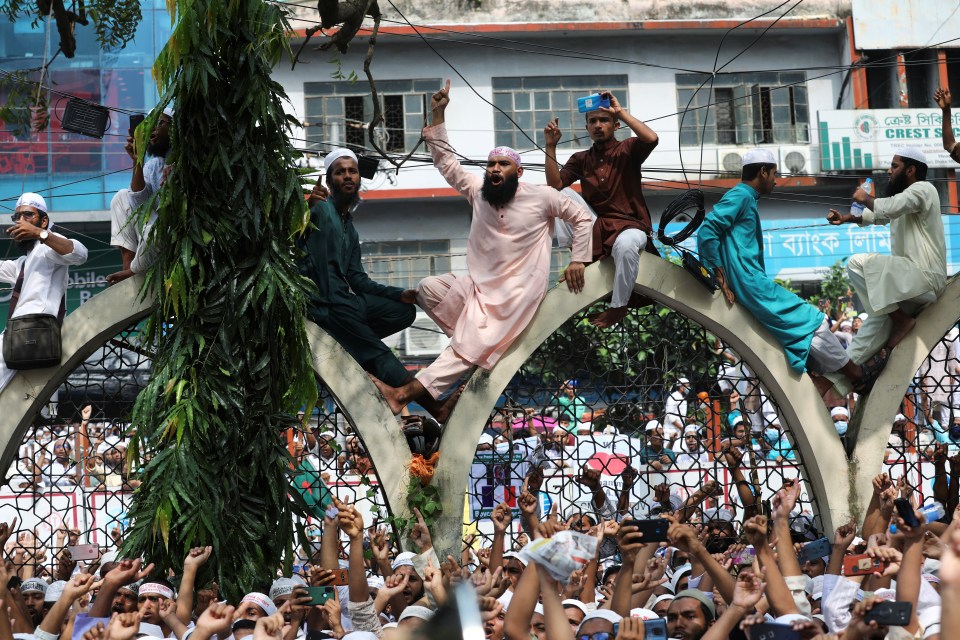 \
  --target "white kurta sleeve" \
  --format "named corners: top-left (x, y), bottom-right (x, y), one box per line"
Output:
top-left (861, 183), bottom-right (931, 225)
top-left (0, 259), bottom-right (20, 285)
top-left (41, 236), bottom-right (88, 266)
